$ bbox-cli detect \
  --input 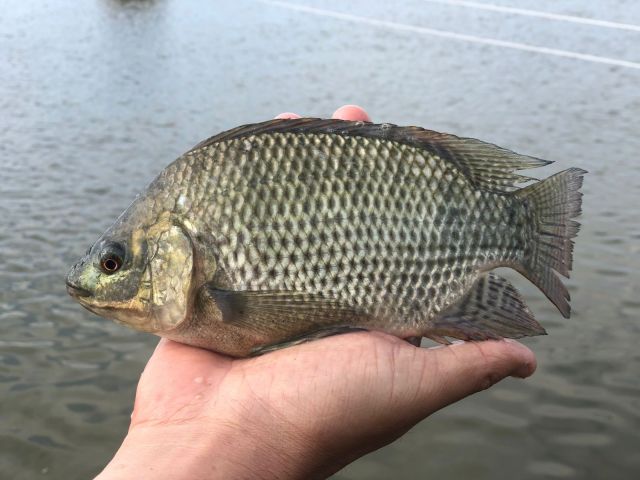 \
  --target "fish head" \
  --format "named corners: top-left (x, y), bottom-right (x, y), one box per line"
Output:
top-left (66, 215), bottom-right (196, 334)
